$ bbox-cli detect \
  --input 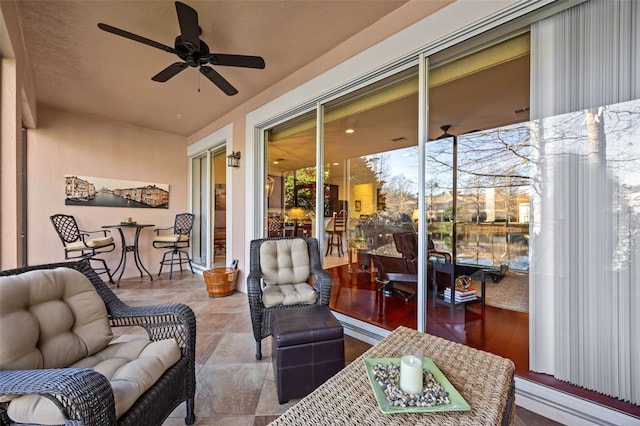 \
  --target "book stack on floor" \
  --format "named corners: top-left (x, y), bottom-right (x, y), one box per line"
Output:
top-left (444, 287), bottom-right (478, 304)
